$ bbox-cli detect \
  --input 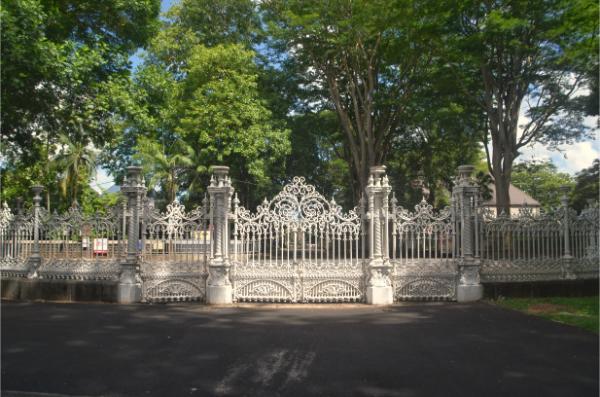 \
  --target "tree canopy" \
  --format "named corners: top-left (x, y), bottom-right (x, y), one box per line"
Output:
top-left (511, 160), bottom-right (574, 210)
top-left (445, 0), bottom-right (598, 213)
top-left (1, 0), bottom-right (596, 211)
